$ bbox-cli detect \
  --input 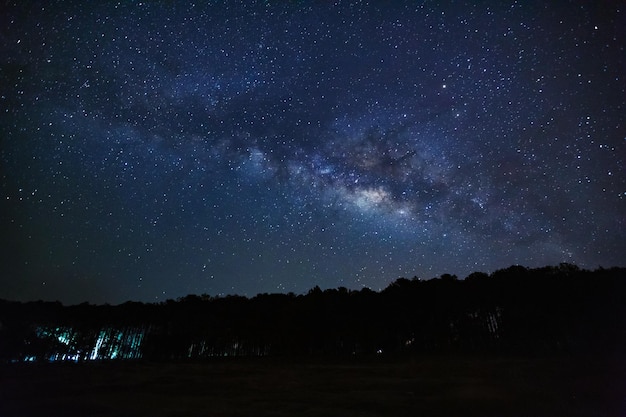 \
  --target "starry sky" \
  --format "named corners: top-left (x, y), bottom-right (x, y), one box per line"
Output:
top-left (1, 1), bottom-right (624, 304)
